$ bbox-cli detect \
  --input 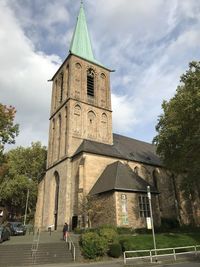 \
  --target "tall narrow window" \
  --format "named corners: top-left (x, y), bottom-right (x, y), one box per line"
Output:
top-left (60, 73), bottom-right (64, 102)
top-left (73, 105), bottom-right (82, 135)
top-left (58, 114), bottom-right (61, 159)
top-left (65, 106), bottom-right (68, 155)
top-left (54, 80), bottom-right (57, 110)
top-left (87, 68), bottom-right (94, 97)
top-left (51, 119), bottom-right (55, 162)
top-left (138, 195), bottom-right (150, 218)
top-left (87, 111), bottom-right (96, 139)
top-left (101, 113), bottom-right (108, 140)
top-left (54, 172), bottom-right (60, 230)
